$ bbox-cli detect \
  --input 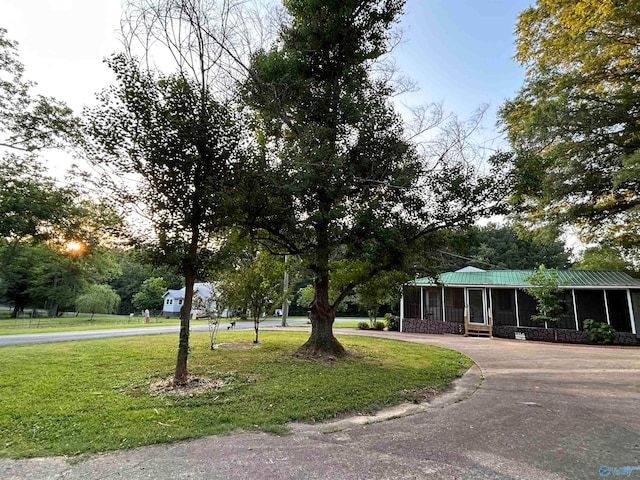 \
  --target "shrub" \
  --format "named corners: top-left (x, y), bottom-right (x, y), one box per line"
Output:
top-left (357, 321), bottom-right (370, 330)
top-left (373, 321), bottom-right (385, 330)
top-left (583, 319), bottom-right (616, 344)
top-left (384, 313), bottom-right (400, 331)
